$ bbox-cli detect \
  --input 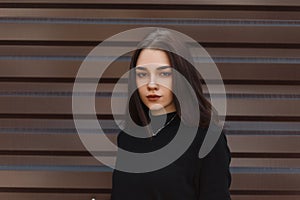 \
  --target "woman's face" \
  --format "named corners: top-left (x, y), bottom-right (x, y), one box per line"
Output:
top-left (135, 49), bottom-right (176, 115)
